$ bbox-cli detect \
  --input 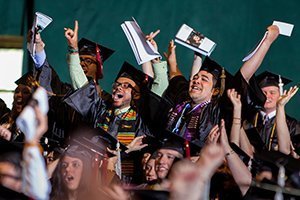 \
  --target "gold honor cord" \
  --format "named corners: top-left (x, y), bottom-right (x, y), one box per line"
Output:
top-left (254, 112), bottom-right (277, 151)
